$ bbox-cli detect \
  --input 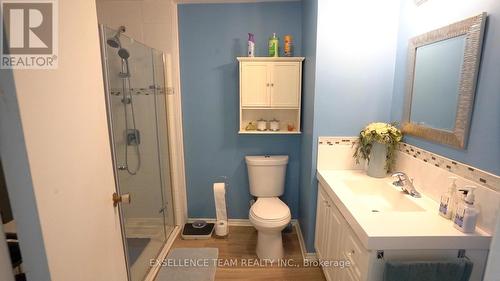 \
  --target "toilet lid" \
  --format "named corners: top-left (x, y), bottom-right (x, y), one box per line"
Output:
top-left (250, 198), bottom-right (290, 221)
